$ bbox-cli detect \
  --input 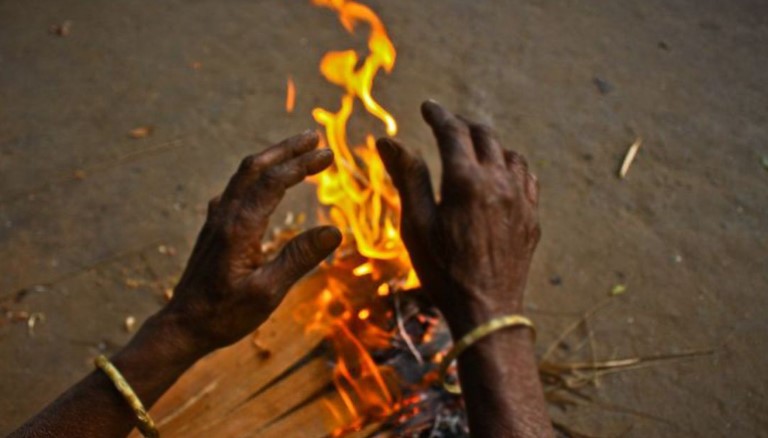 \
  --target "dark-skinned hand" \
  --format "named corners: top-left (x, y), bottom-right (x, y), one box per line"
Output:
top-left (162, 130), bottom-right (342, 355)
top-left (377, 100), bottom-right (540, 337)
top-left (377, 101), bottom-right (551, 438)
top-left (8, 130), bottom-right (344, 438)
